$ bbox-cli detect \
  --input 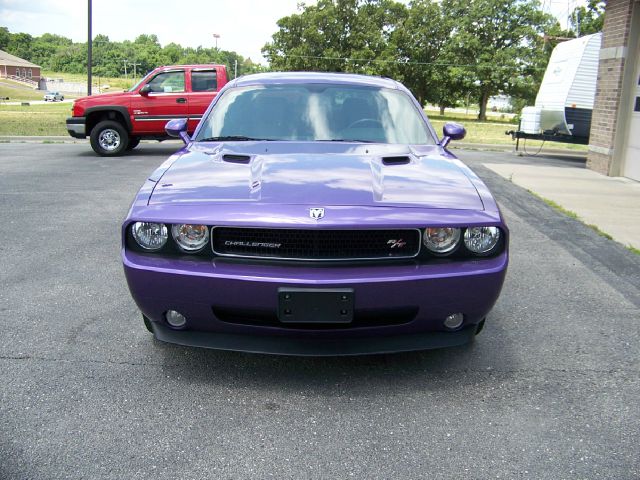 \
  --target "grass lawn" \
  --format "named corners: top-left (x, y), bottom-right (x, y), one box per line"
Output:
top-left (0, 82), bottom-right (47, 102)
top-left (0, 103), bottom-right (69, 136)
top-left (429, 117), bottom-right (588, 152)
